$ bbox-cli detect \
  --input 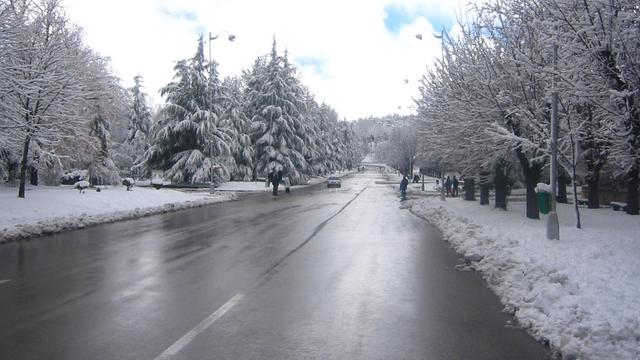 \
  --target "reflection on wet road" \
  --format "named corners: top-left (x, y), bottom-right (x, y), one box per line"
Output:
top-left (0, 170), bottom-right (549, 359)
